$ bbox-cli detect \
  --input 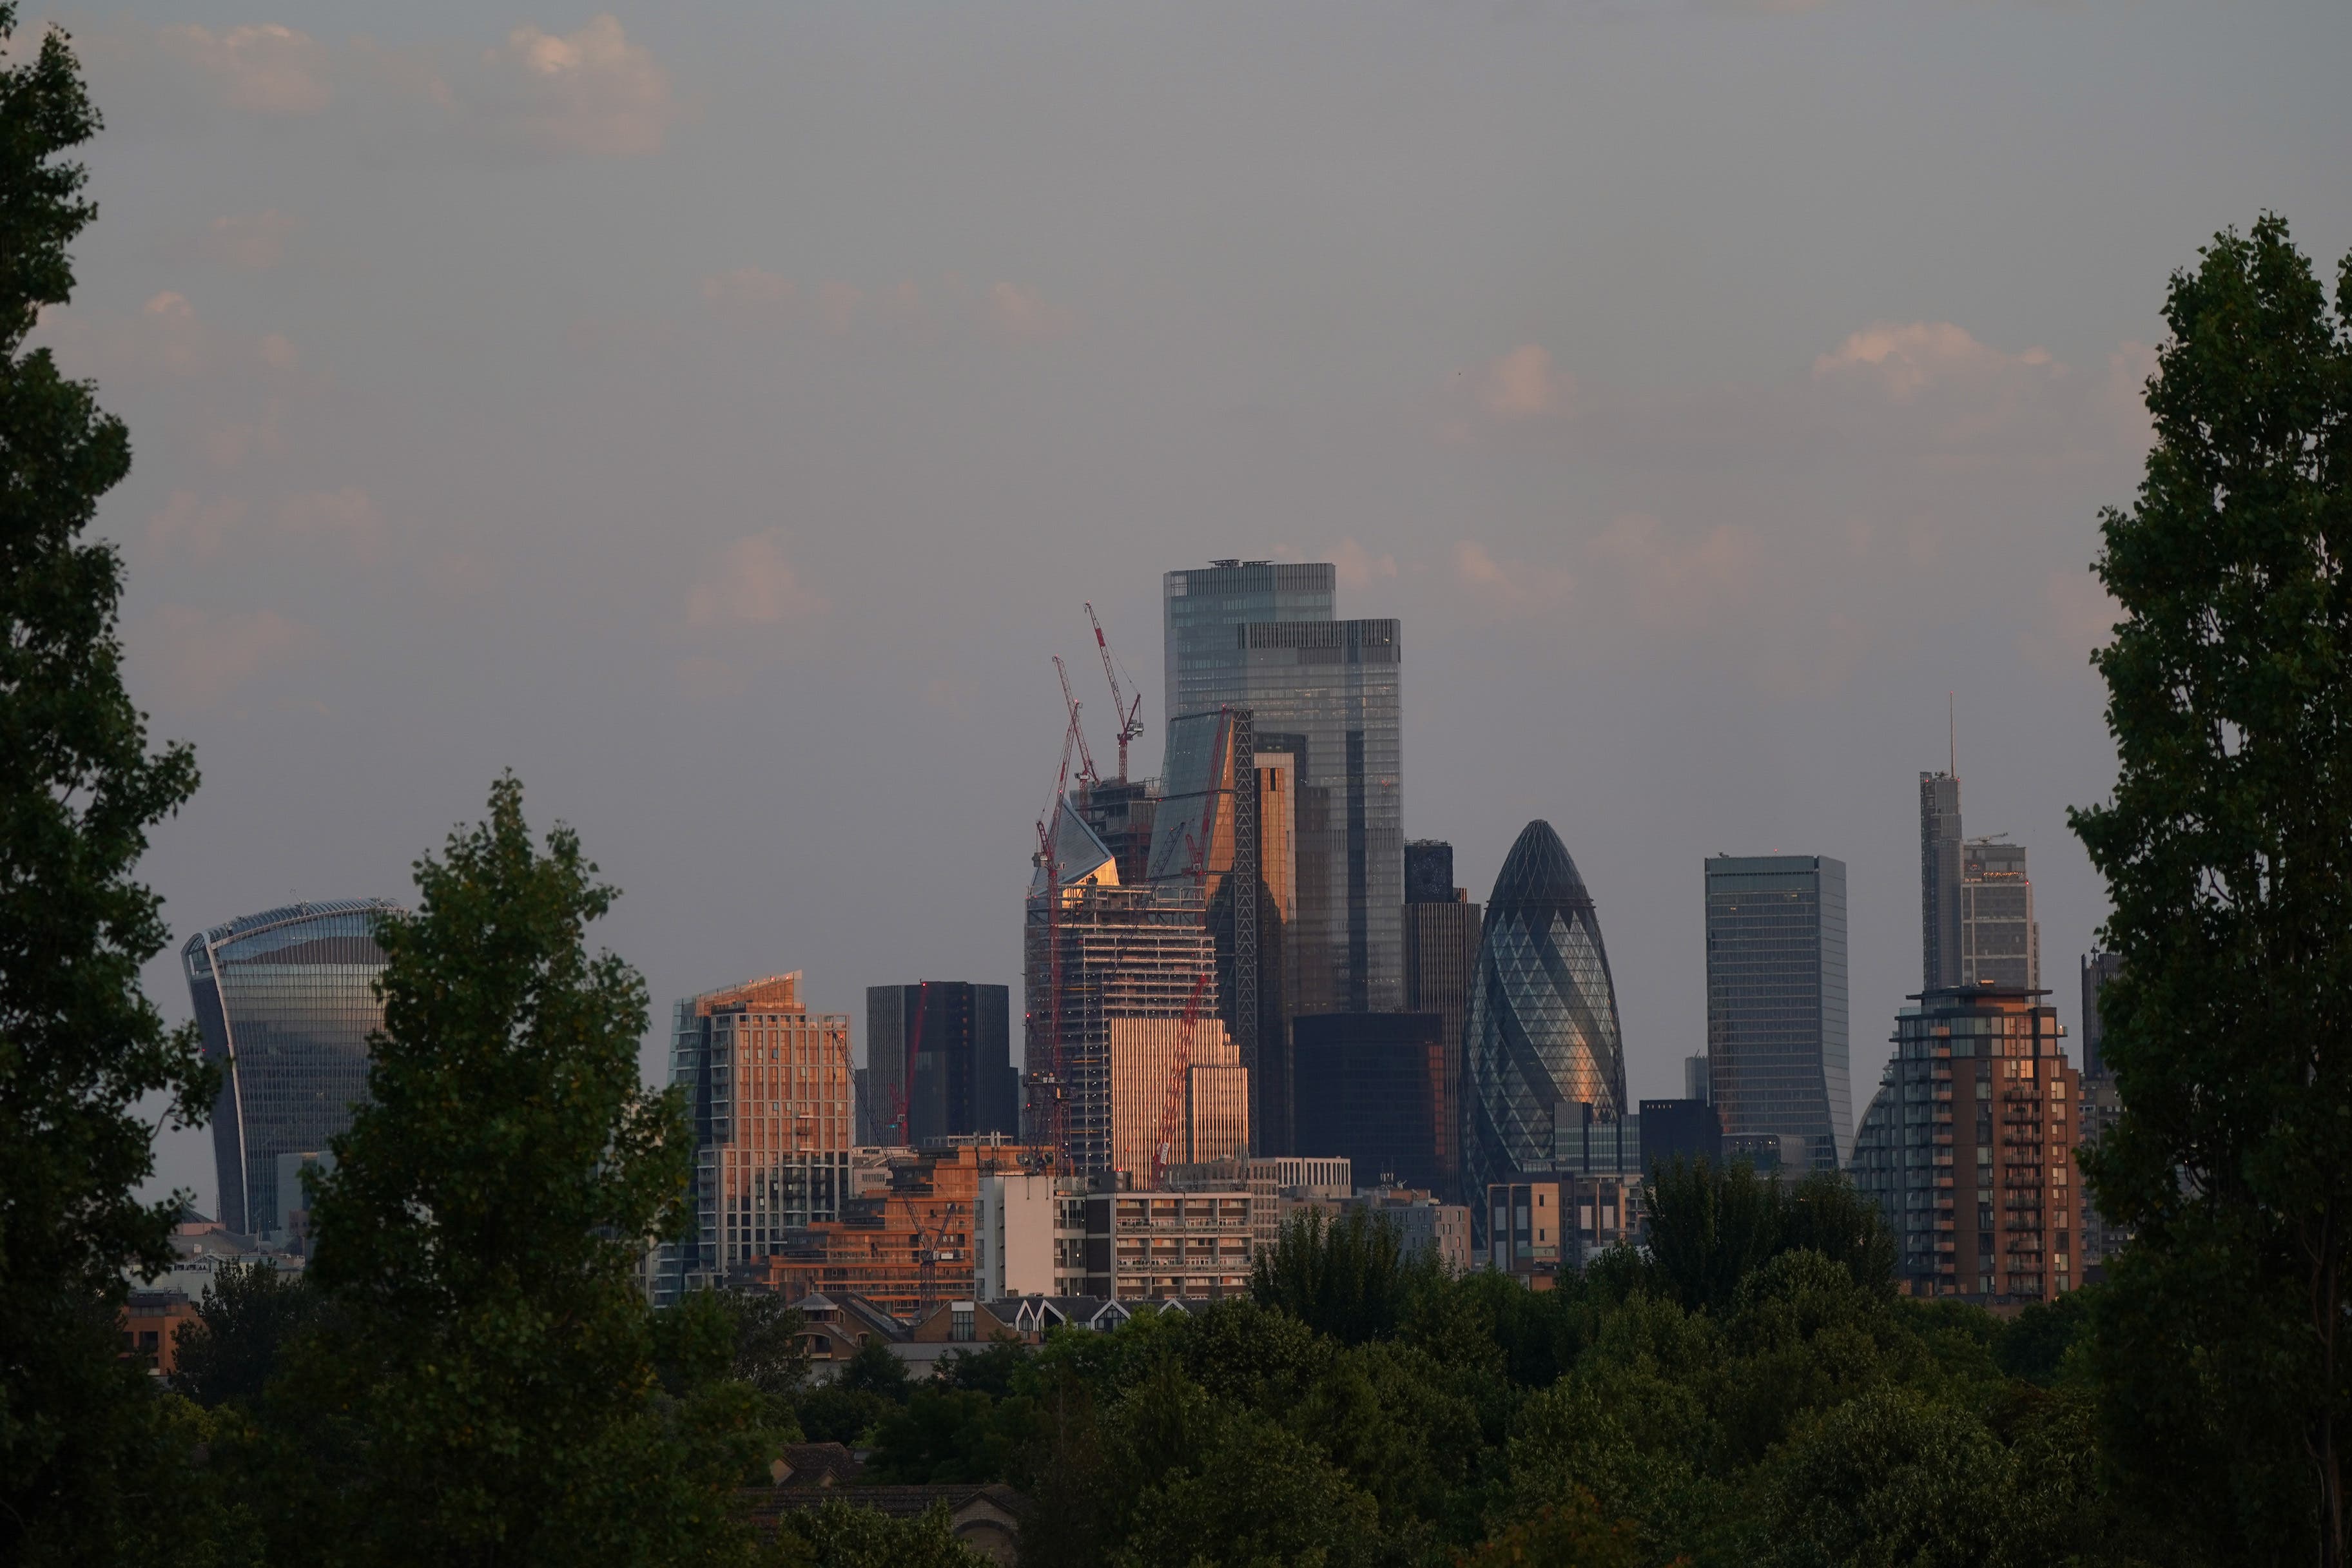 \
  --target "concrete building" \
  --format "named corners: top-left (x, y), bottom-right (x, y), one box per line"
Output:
top-left (1961, 840), bottom-right (2041, 991)
top-left (1850, 984), bottom-right (2085, 1304)
top-left (1404, 840), bottom-right (1481, 1199)
top-left (657, 974), bottom-right (852, 1304)
top-left (1704, 853), bottom-right (1852, 1172)
top-left (1921, 771), bottom-right (1965, 989)
top-left (1292, 1012), bottom-right (1447, 1194)
top-left (1344, 1186), bottom-right (1472, 1274)
top-left (1638, 1097), bottom-right (1723, 1173)
top-left (1485, 1177), bottom-right (1567, 1286)
top-left (865, 983), bottom-right (1018, 1148)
